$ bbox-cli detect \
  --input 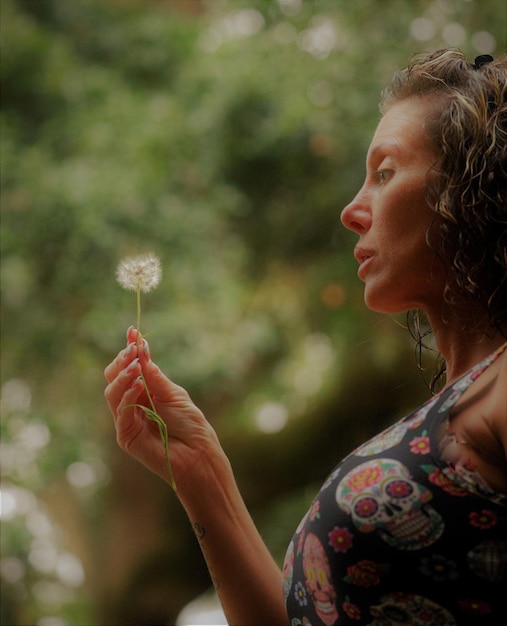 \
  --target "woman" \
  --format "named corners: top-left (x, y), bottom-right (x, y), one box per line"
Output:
top-left (105, 49), bottom-right (507, 625)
